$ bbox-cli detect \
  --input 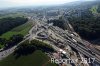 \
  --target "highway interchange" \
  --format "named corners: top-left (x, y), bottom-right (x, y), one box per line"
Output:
top-left (29, 17), bottom-right (100, 65)
top-left (0, 16), bottom-right (100, 66)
